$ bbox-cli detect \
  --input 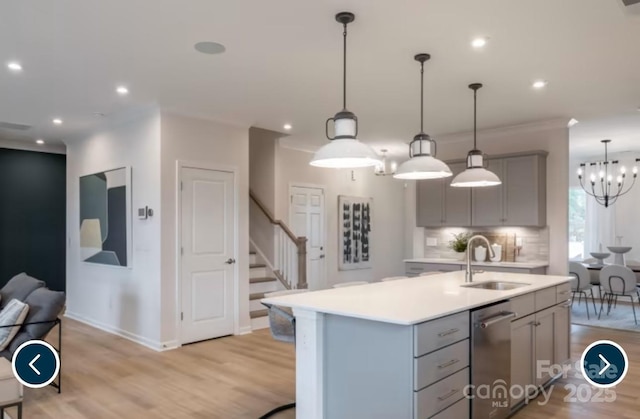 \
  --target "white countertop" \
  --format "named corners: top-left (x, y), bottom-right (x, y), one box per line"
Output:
top-left (404, 258), bottom-right (549, 269)
top-left (262, 271), bottom-right (570, 326)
